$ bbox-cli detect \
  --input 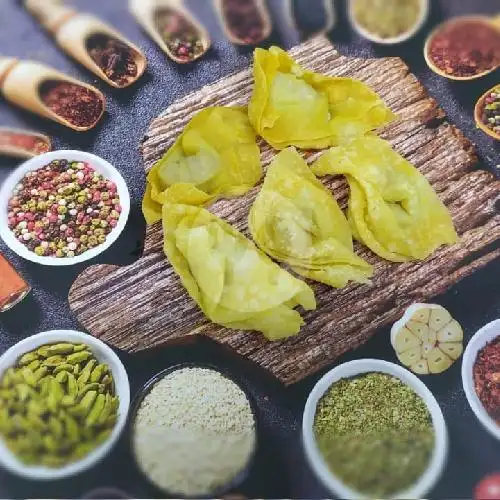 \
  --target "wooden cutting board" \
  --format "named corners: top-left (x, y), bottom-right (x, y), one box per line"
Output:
top-left (69, 36), bottom-right (500, 386)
